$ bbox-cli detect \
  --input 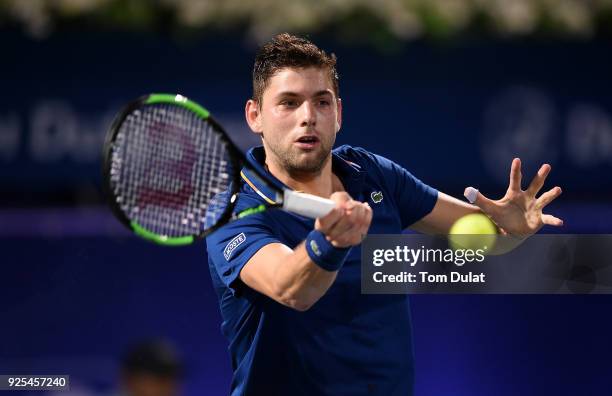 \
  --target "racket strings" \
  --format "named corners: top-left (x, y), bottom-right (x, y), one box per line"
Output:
top-left (110, 104), bottom-right (233, 238)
